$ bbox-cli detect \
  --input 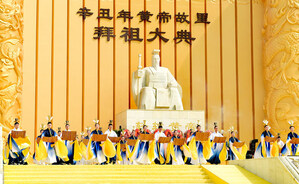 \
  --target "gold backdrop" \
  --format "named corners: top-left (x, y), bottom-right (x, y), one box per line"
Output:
top-left (14, 0), bottom-right (266, 148)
